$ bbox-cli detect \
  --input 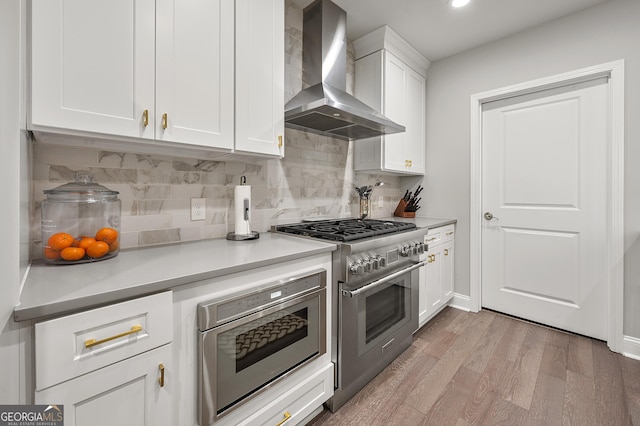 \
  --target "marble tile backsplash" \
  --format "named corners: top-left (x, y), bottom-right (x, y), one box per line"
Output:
top-left (30, 0), bottom-right (404, 256)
